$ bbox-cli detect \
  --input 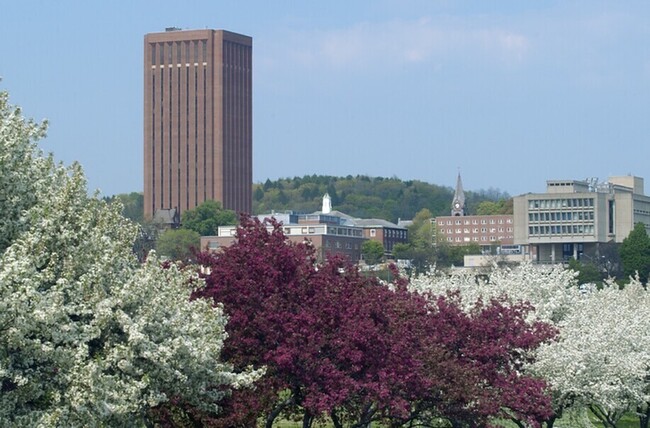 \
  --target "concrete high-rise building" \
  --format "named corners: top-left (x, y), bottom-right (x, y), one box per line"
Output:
top-left (144, 28), bottom-right (252, 219)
